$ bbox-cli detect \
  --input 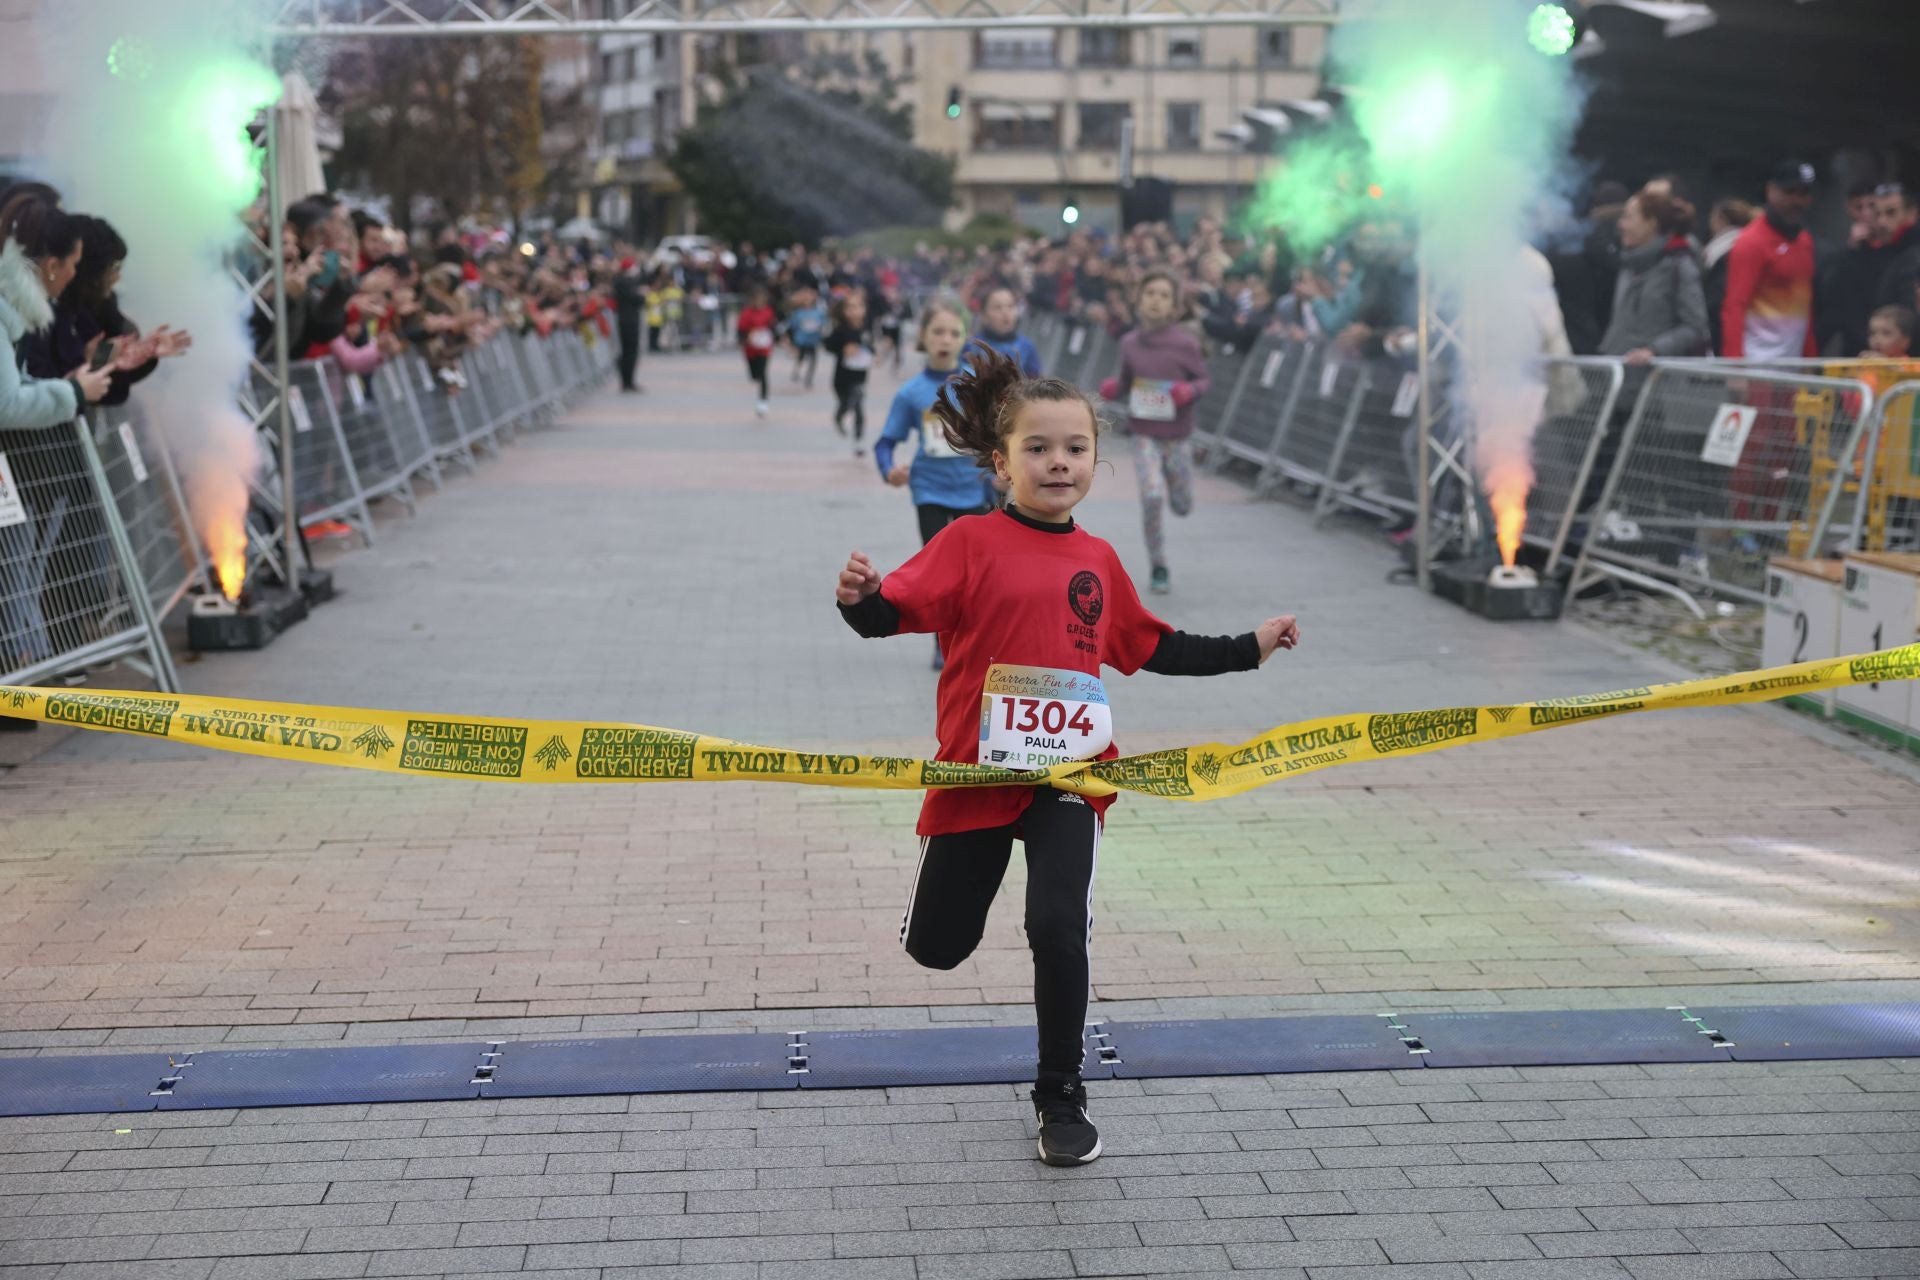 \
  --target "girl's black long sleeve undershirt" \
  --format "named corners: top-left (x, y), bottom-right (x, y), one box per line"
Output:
top-left (836, 591), bottom-right (1261, 676)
